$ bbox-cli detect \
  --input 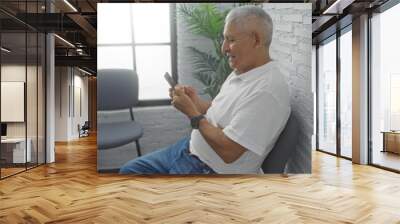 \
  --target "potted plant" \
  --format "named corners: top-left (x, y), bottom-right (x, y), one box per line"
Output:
top-left (178, 3), bottom-right (232, 99)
